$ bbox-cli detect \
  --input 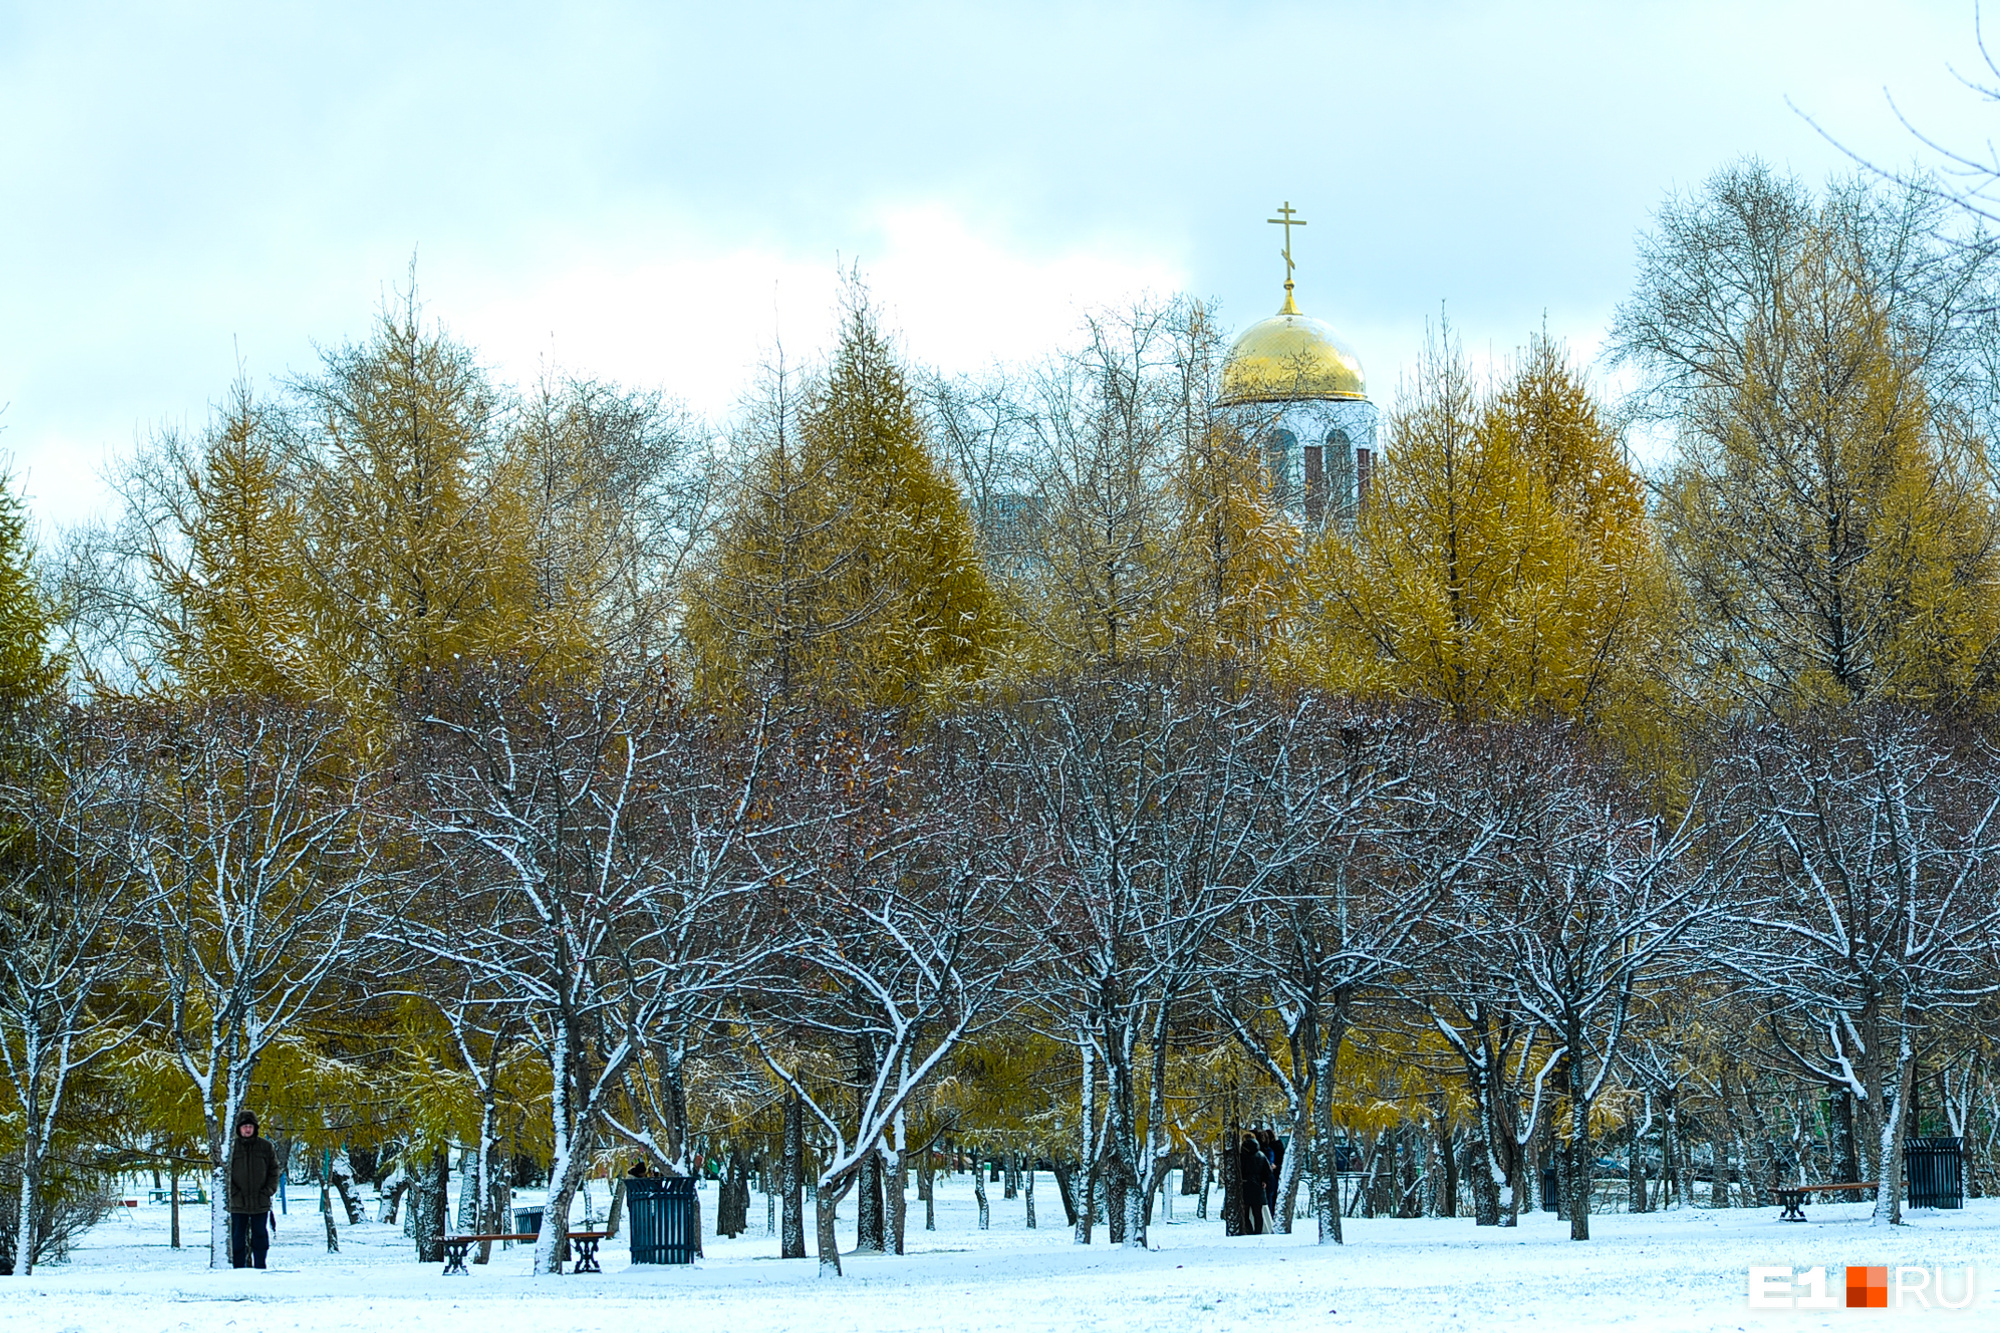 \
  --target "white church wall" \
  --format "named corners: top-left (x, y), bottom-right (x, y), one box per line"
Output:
top-left (1224, 397), bottom-right (1379, 528)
